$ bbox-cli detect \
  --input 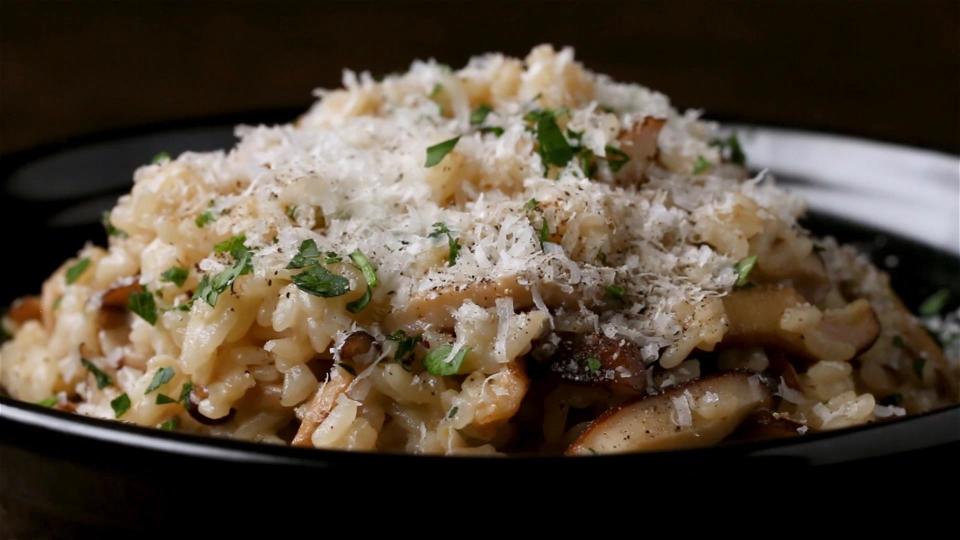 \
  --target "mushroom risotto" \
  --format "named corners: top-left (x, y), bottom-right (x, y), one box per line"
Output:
top-left (1, 45), bottom-right (957, 455)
